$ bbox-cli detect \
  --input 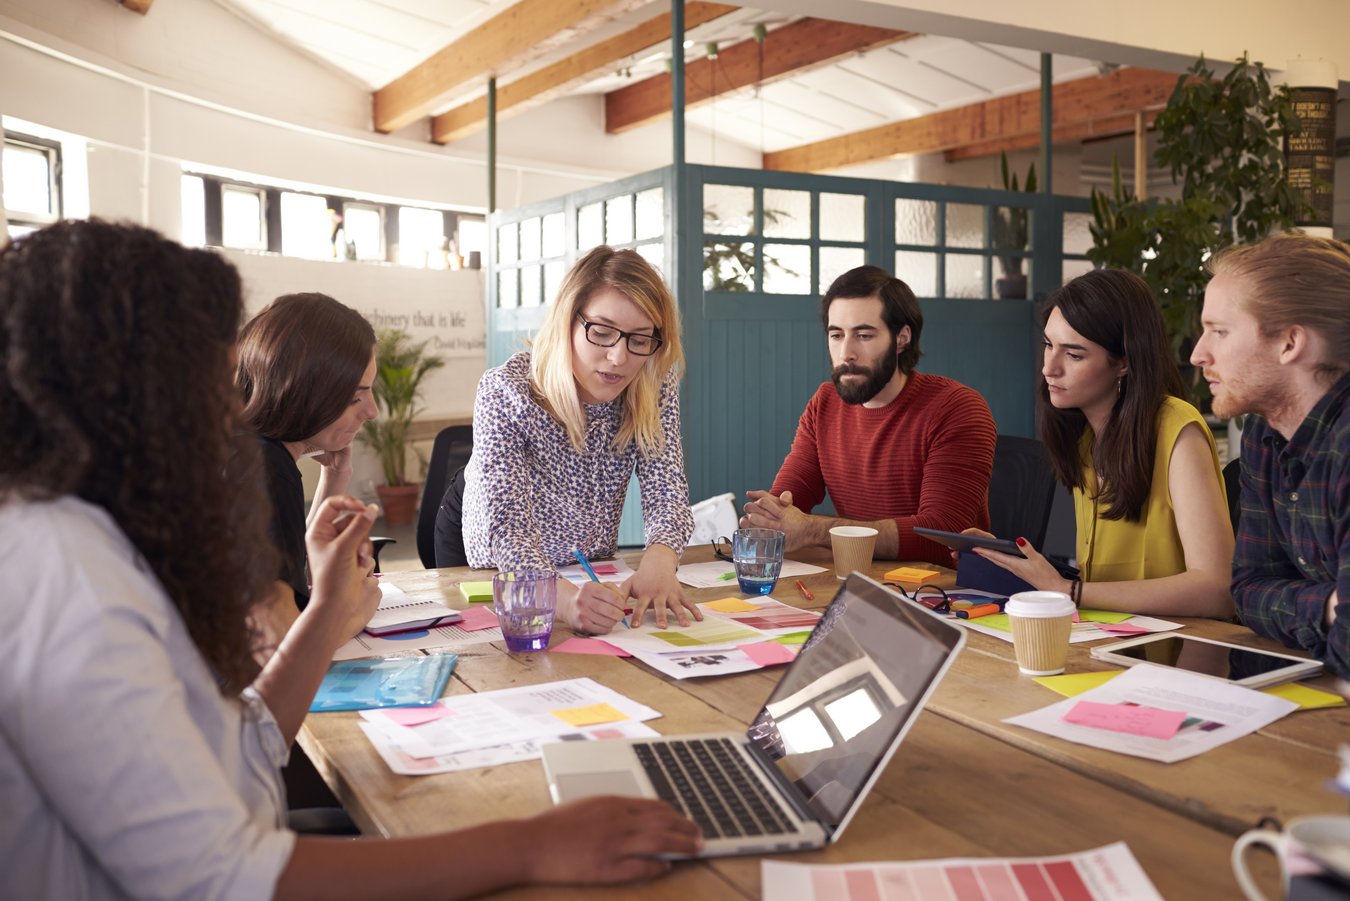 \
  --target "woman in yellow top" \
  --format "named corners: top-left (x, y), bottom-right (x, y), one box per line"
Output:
top-left (971, 268), bottom-right (1234, 616)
